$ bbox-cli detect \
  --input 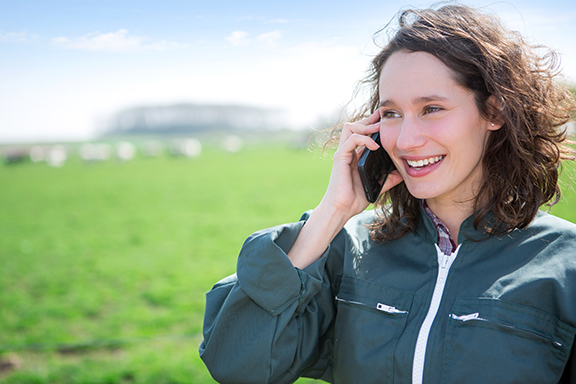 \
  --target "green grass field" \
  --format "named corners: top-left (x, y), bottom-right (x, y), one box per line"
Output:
top-left (0, 143), bottom-right (332, 384)
top-left (1, 142), bottom-right (575, 383)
